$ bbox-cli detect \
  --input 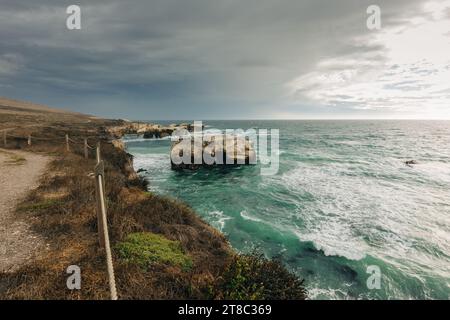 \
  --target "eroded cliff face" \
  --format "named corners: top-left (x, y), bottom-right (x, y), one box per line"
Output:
top-left (110, 139), bottom-right (138, 181)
